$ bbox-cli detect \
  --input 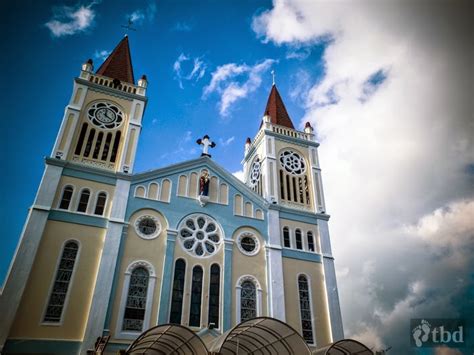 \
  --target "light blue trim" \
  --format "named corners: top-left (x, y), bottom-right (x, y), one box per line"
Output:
top-left (48, 210), bottom-right (107, 228)
top-left (282, 248), bottom-right (322, 263)
top-left (223, 241), bottom-right (233, 331)
top-left (157, 233), bottom-right (176, 324)
top-left (104, 226), bottom-right (128, 330)
top-left (3, 339), bottom-right (81, 354)
top-left (62, 168), bottom-right (117, 186)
